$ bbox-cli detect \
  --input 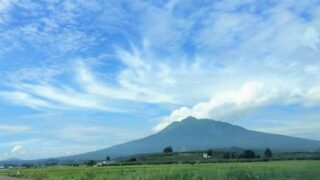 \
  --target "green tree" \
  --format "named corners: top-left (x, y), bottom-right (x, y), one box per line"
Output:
top-left (222, 152), bottom-right (230, 159)
top-left (106, 156), bottom-right (111, 161)
top-left (264, 148), bottom-right (272, 158)
top-left (85, 160), bottom-right (96, 166)
top-left (163, 146), bottom-right (173, 153)
top-left (242, 150), bottom-right (255, 158)
top-left (207, 149), bottom-right (213, 156)
top-left (127, 157), bottom-right (137, 162)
